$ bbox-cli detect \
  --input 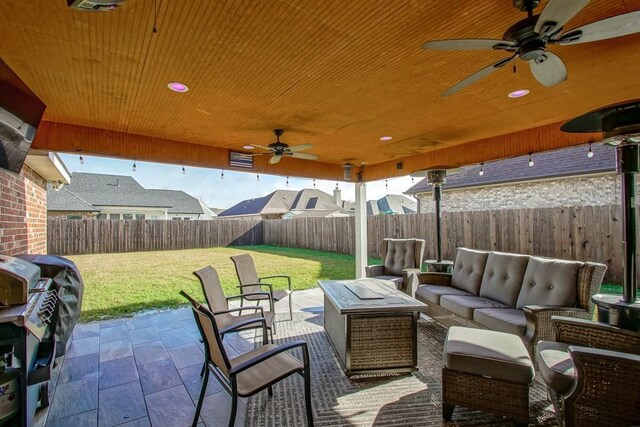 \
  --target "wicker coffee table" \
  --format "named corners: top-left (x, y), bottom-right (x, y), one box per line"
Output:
top-left (319, 278), bottom-right (427, 376)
